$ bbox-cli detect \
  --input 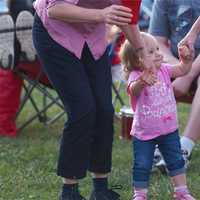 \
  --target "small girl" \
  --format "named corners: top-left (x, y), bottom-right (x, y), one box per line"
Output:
top-left (119, 32), bottom-right (195, 200)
